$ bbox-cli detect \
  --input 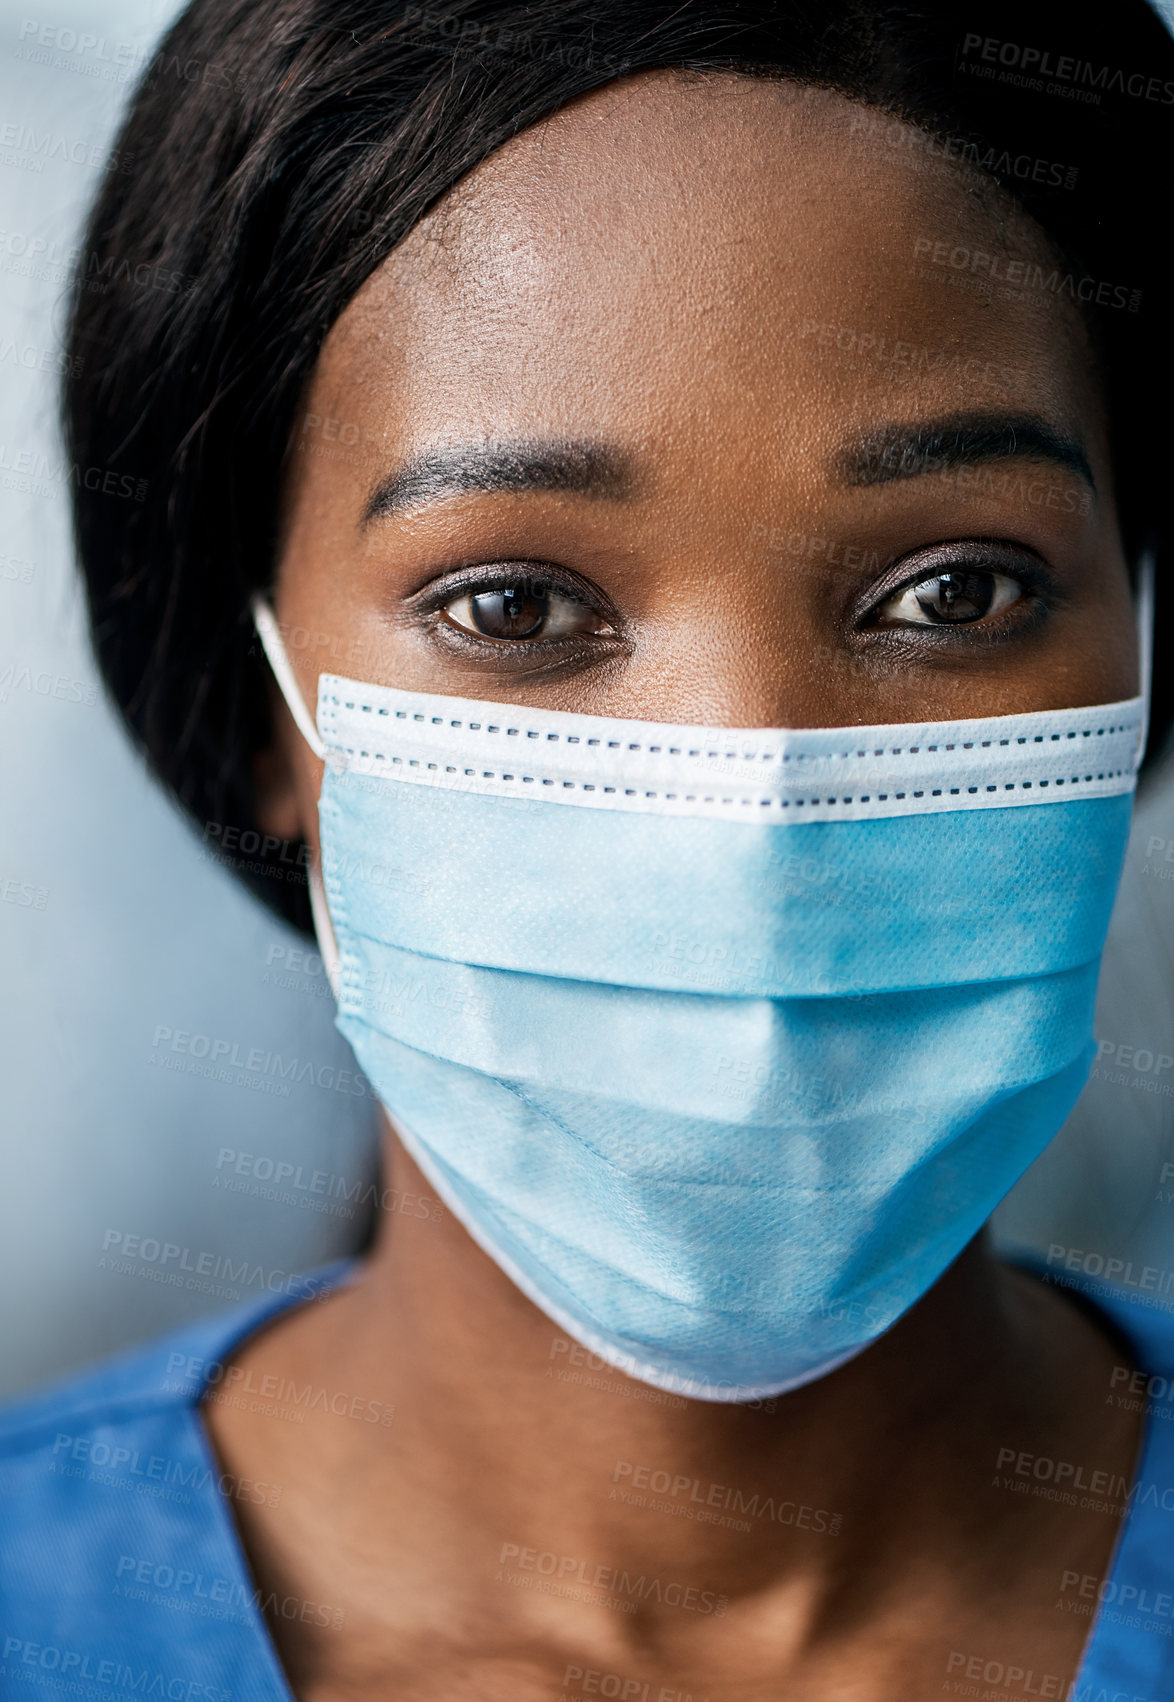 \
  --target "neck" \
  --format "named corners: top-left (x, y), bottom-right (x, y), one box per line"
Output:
top-left (290, 1123), bottom-right (1071, 1598)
